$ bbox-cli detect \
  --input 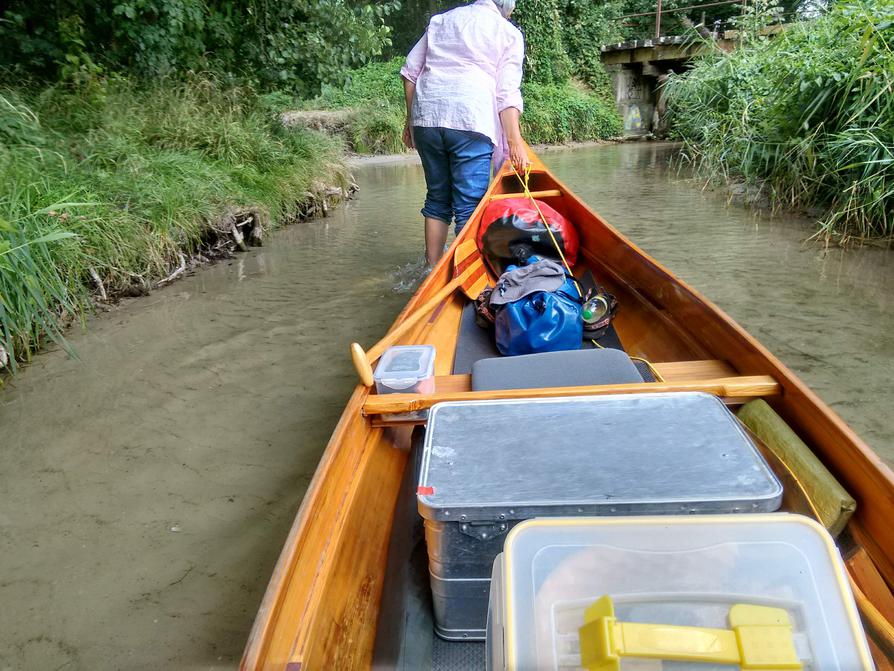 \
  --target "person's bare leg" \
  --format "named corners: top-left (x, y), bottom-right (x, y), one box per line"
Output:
top-left (425, 216), bottom-right (449, 266)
